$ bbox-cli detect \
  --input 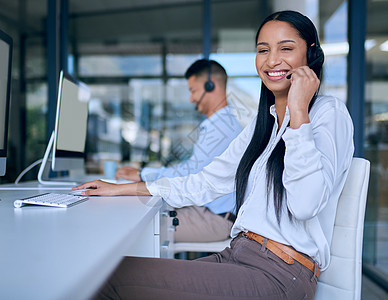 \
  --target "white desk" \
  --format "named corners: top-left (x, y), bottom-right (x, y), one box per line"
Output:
top-left (0, 186), bottom-right (164, 300)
